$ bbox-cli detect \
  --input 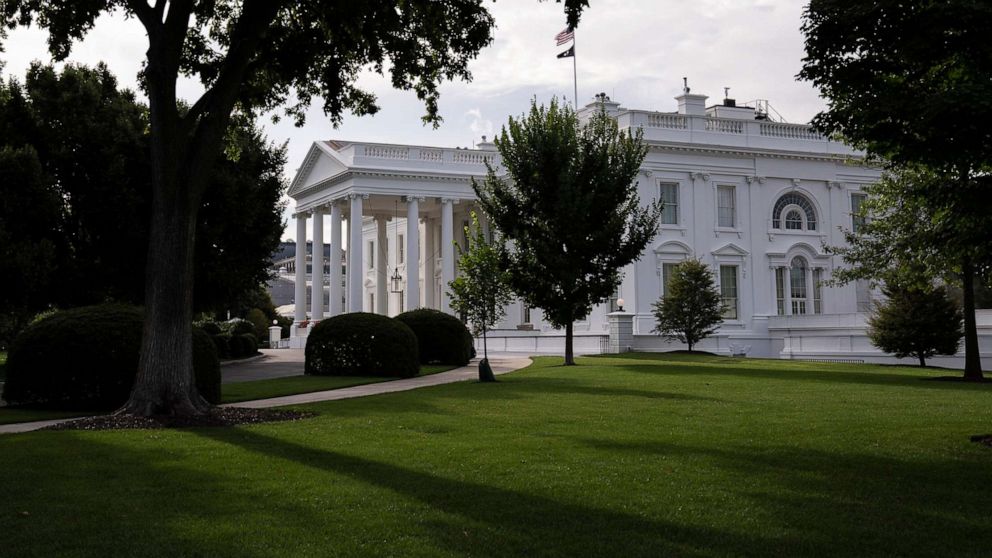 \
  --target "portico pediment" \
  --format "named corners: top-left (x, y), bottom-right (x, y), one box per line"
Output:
top-left (288, 142), bottom-right (349, 197)
top-left (711, 243), bottom-right (749, 258)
